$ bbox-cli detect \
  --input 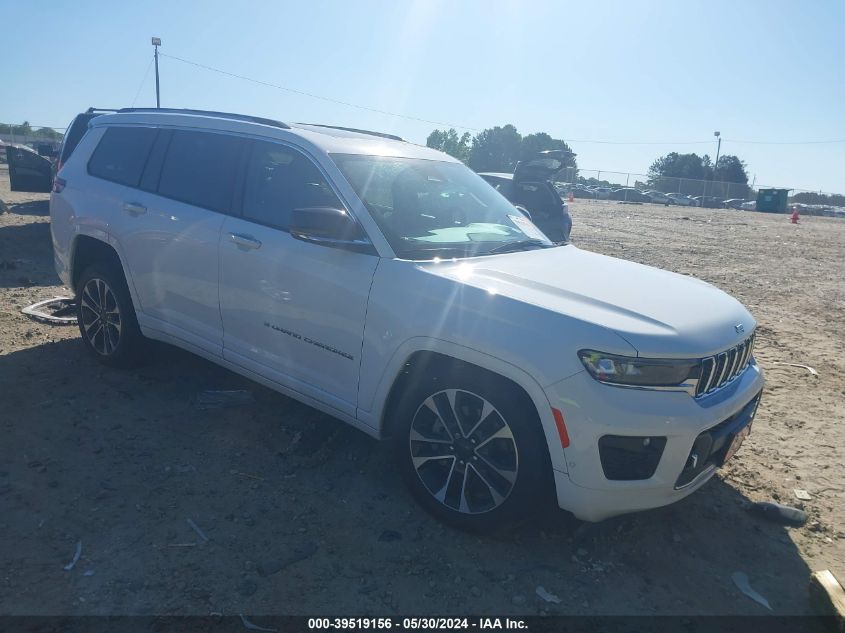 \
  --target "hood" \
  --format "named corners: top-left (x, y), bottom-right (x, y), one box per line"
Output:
top-left (421, 246), bottom-right (754, 358)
